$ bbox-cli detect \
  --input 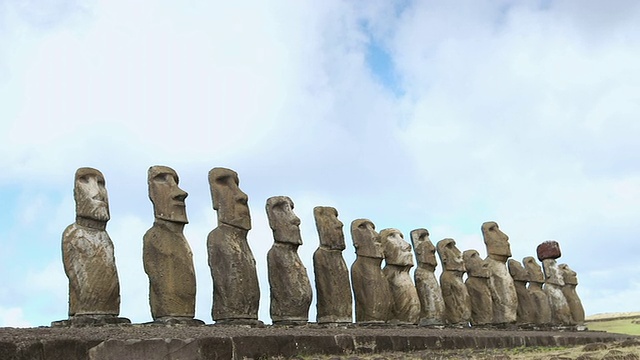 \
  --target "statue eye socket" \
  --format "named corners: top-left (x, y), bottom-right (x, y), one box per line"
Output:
top-left (78, 176), bottom-right (89, 183)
